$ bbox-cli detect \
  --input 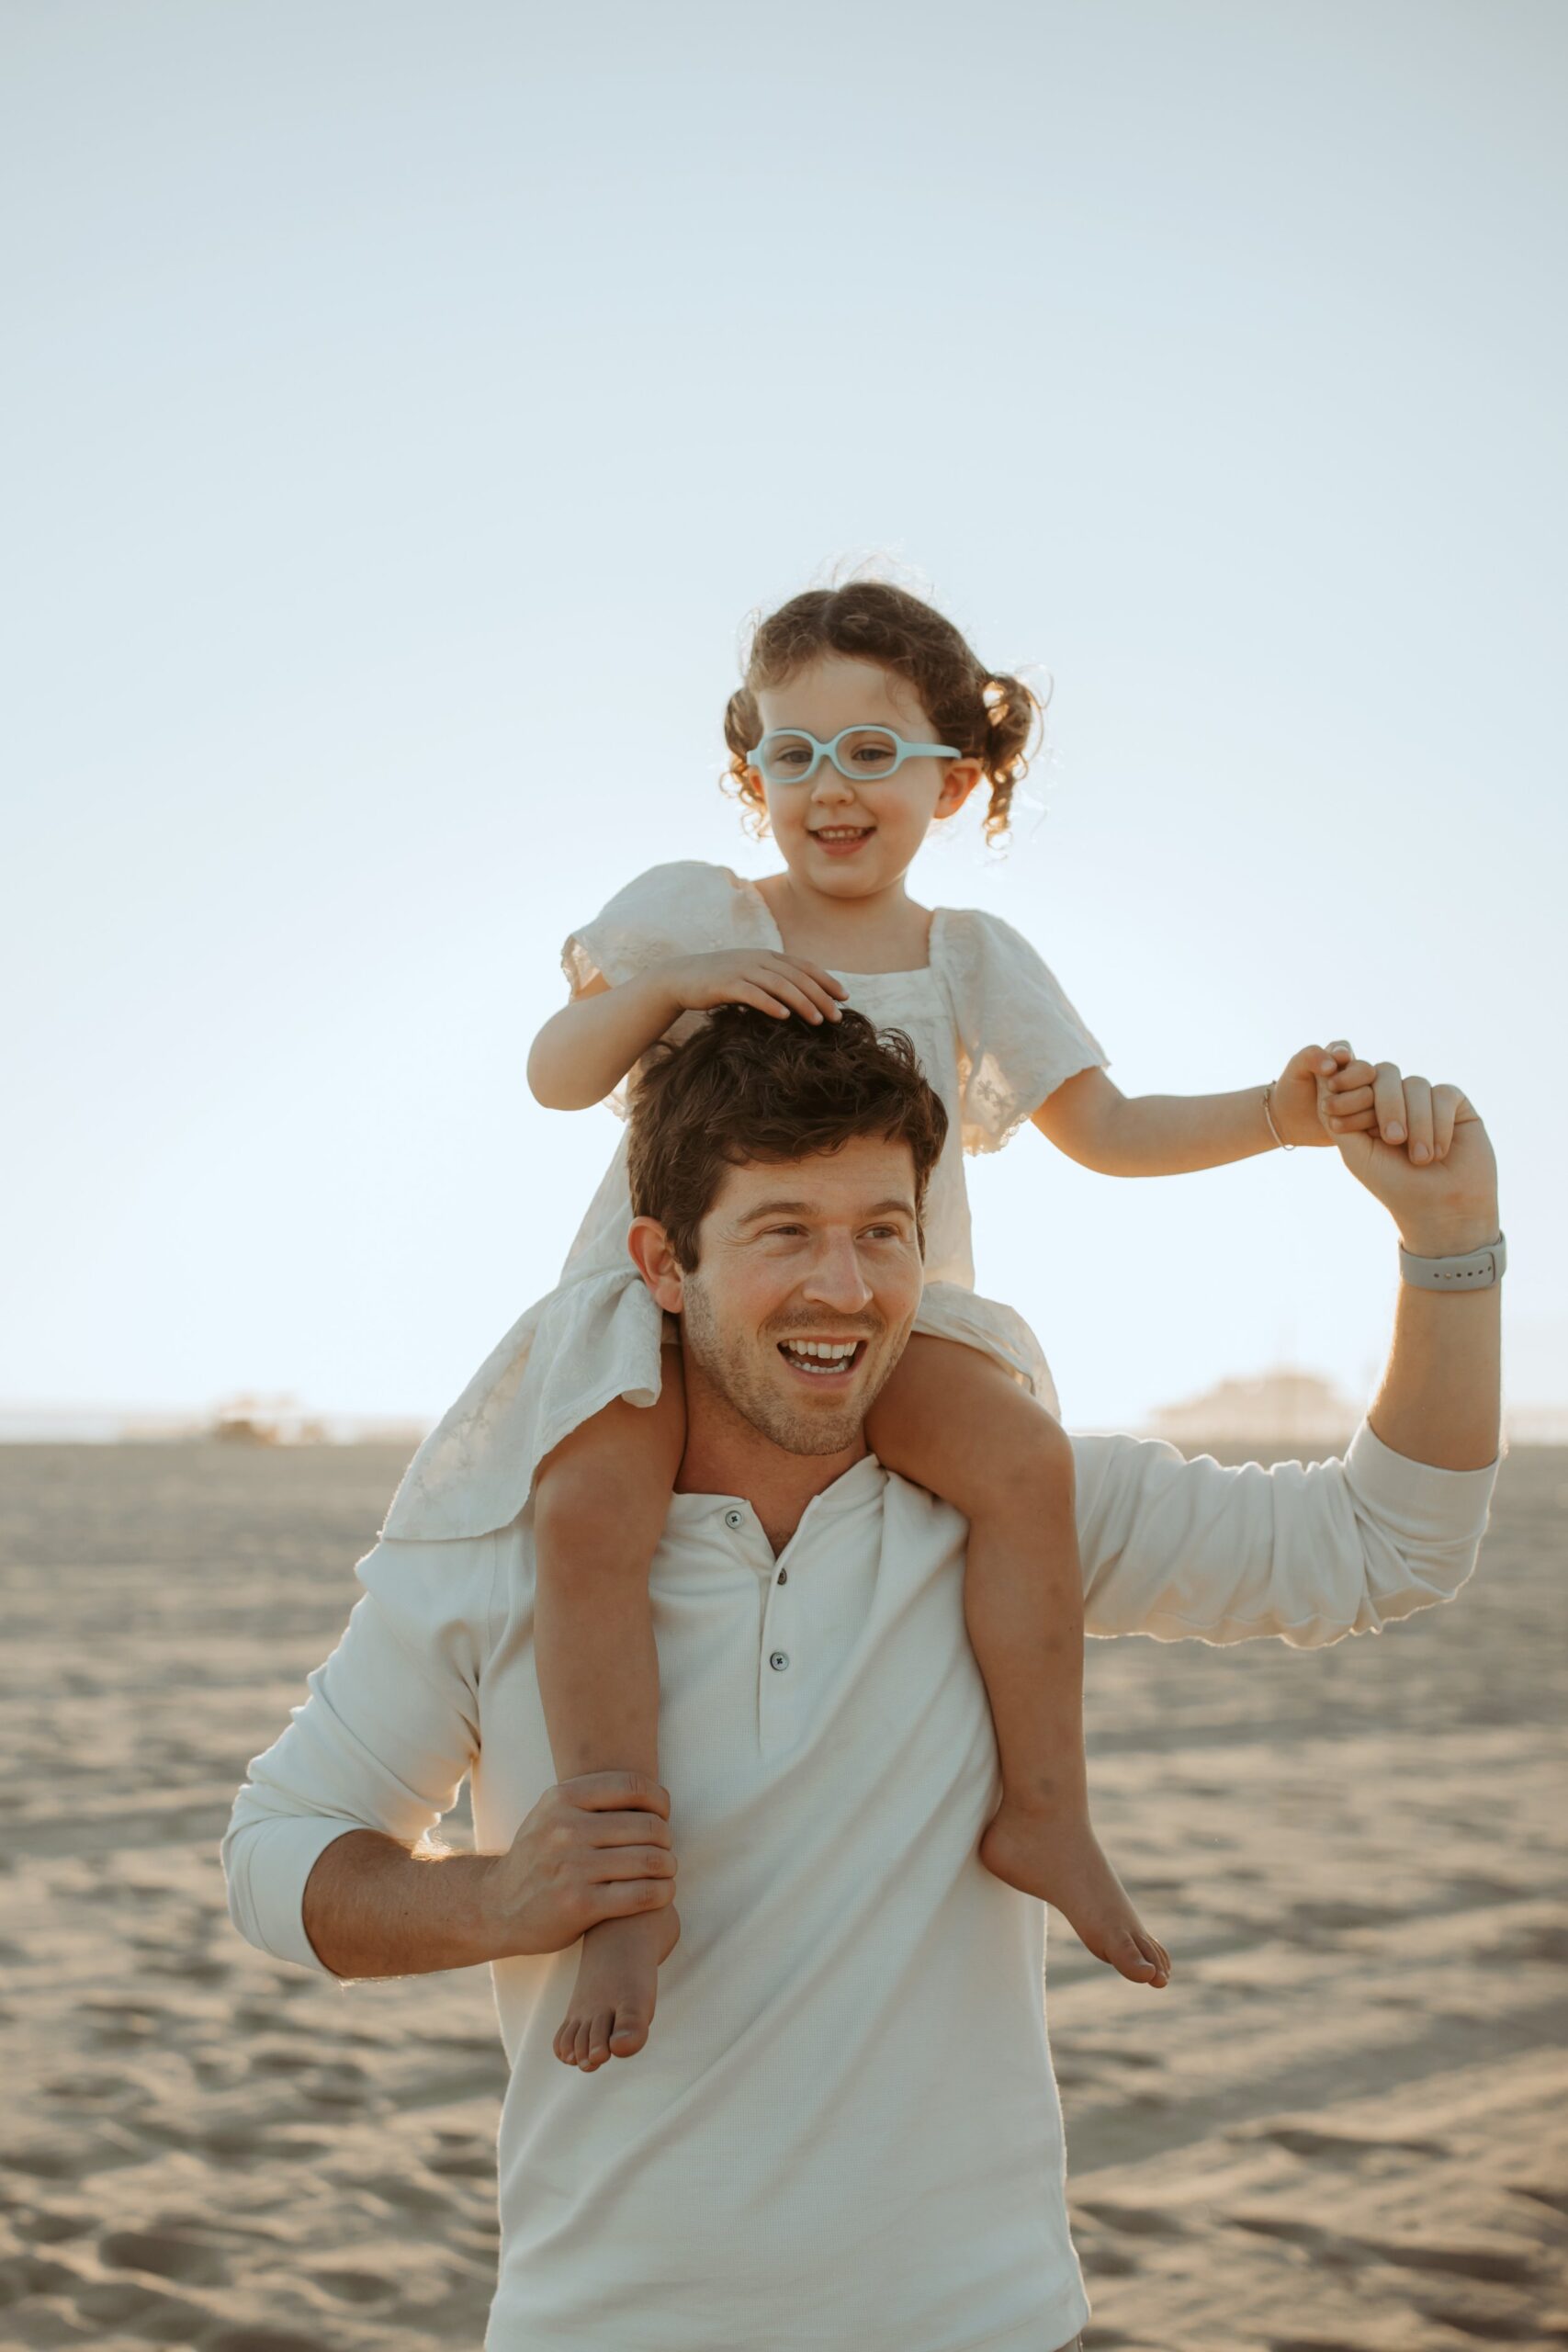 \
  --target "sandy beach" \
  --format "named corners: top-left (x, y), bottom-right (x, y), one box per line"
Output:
top-left (1, 1436), bottom-right (1563, 2351)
